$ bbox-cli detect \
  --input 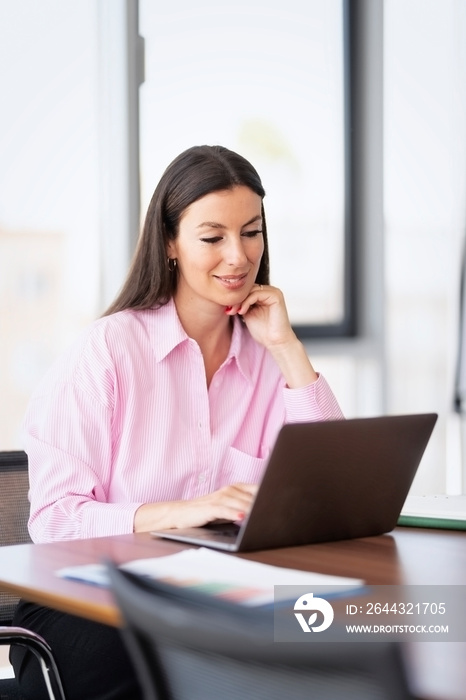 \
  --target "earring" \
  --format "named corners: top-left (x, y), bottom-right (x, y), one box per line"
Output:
top-left (167, 258), bottom-right (177, 272)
